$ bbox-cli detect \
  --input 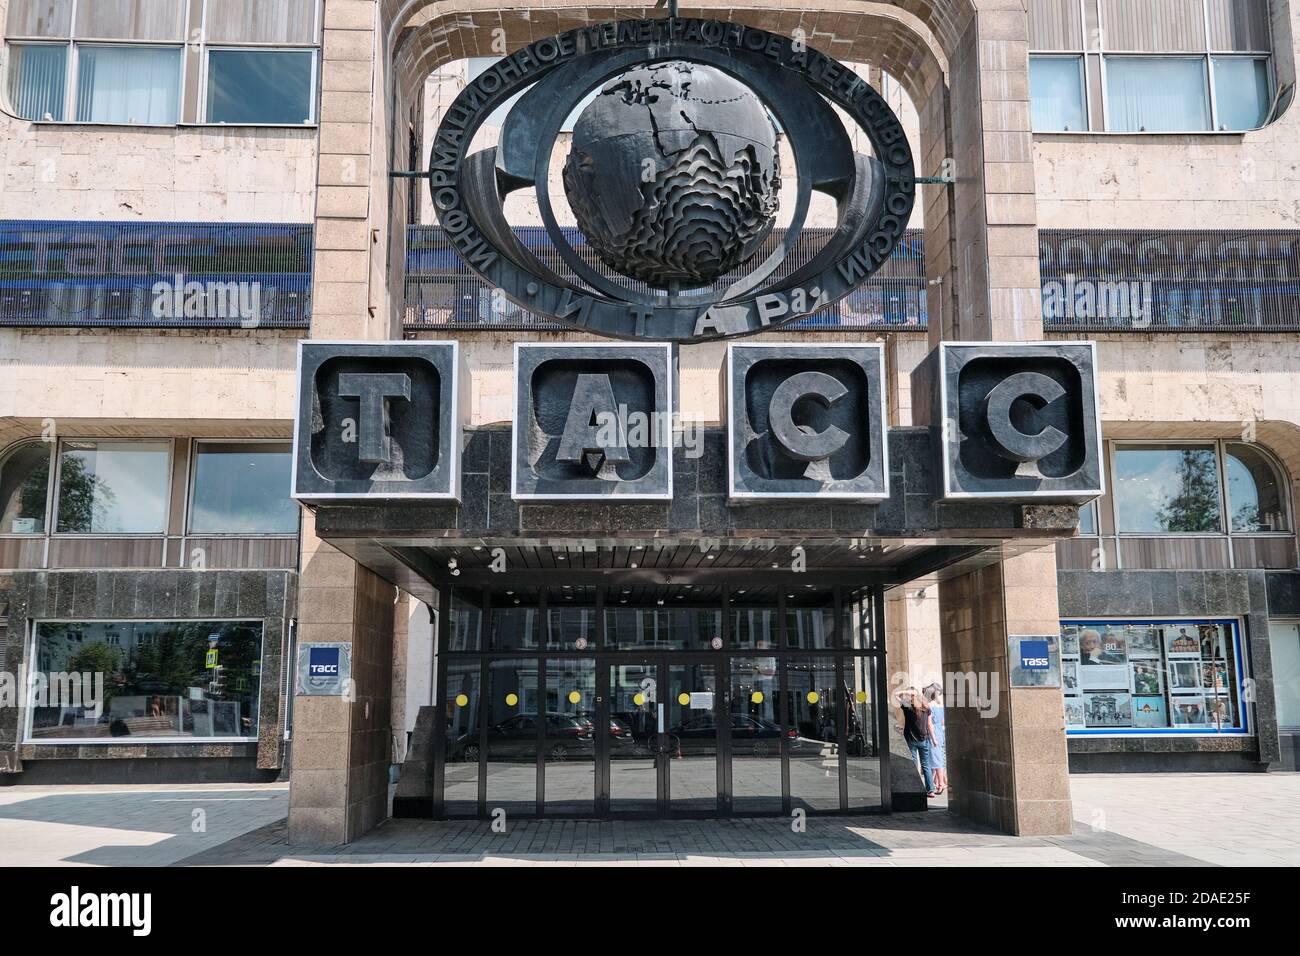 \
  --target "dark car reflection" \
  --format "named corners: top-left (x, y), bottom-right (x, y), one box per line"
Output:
top-left (452, 712), bottom-right (637, 762)
top-left (668, 714), bottom-right (828, 756)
